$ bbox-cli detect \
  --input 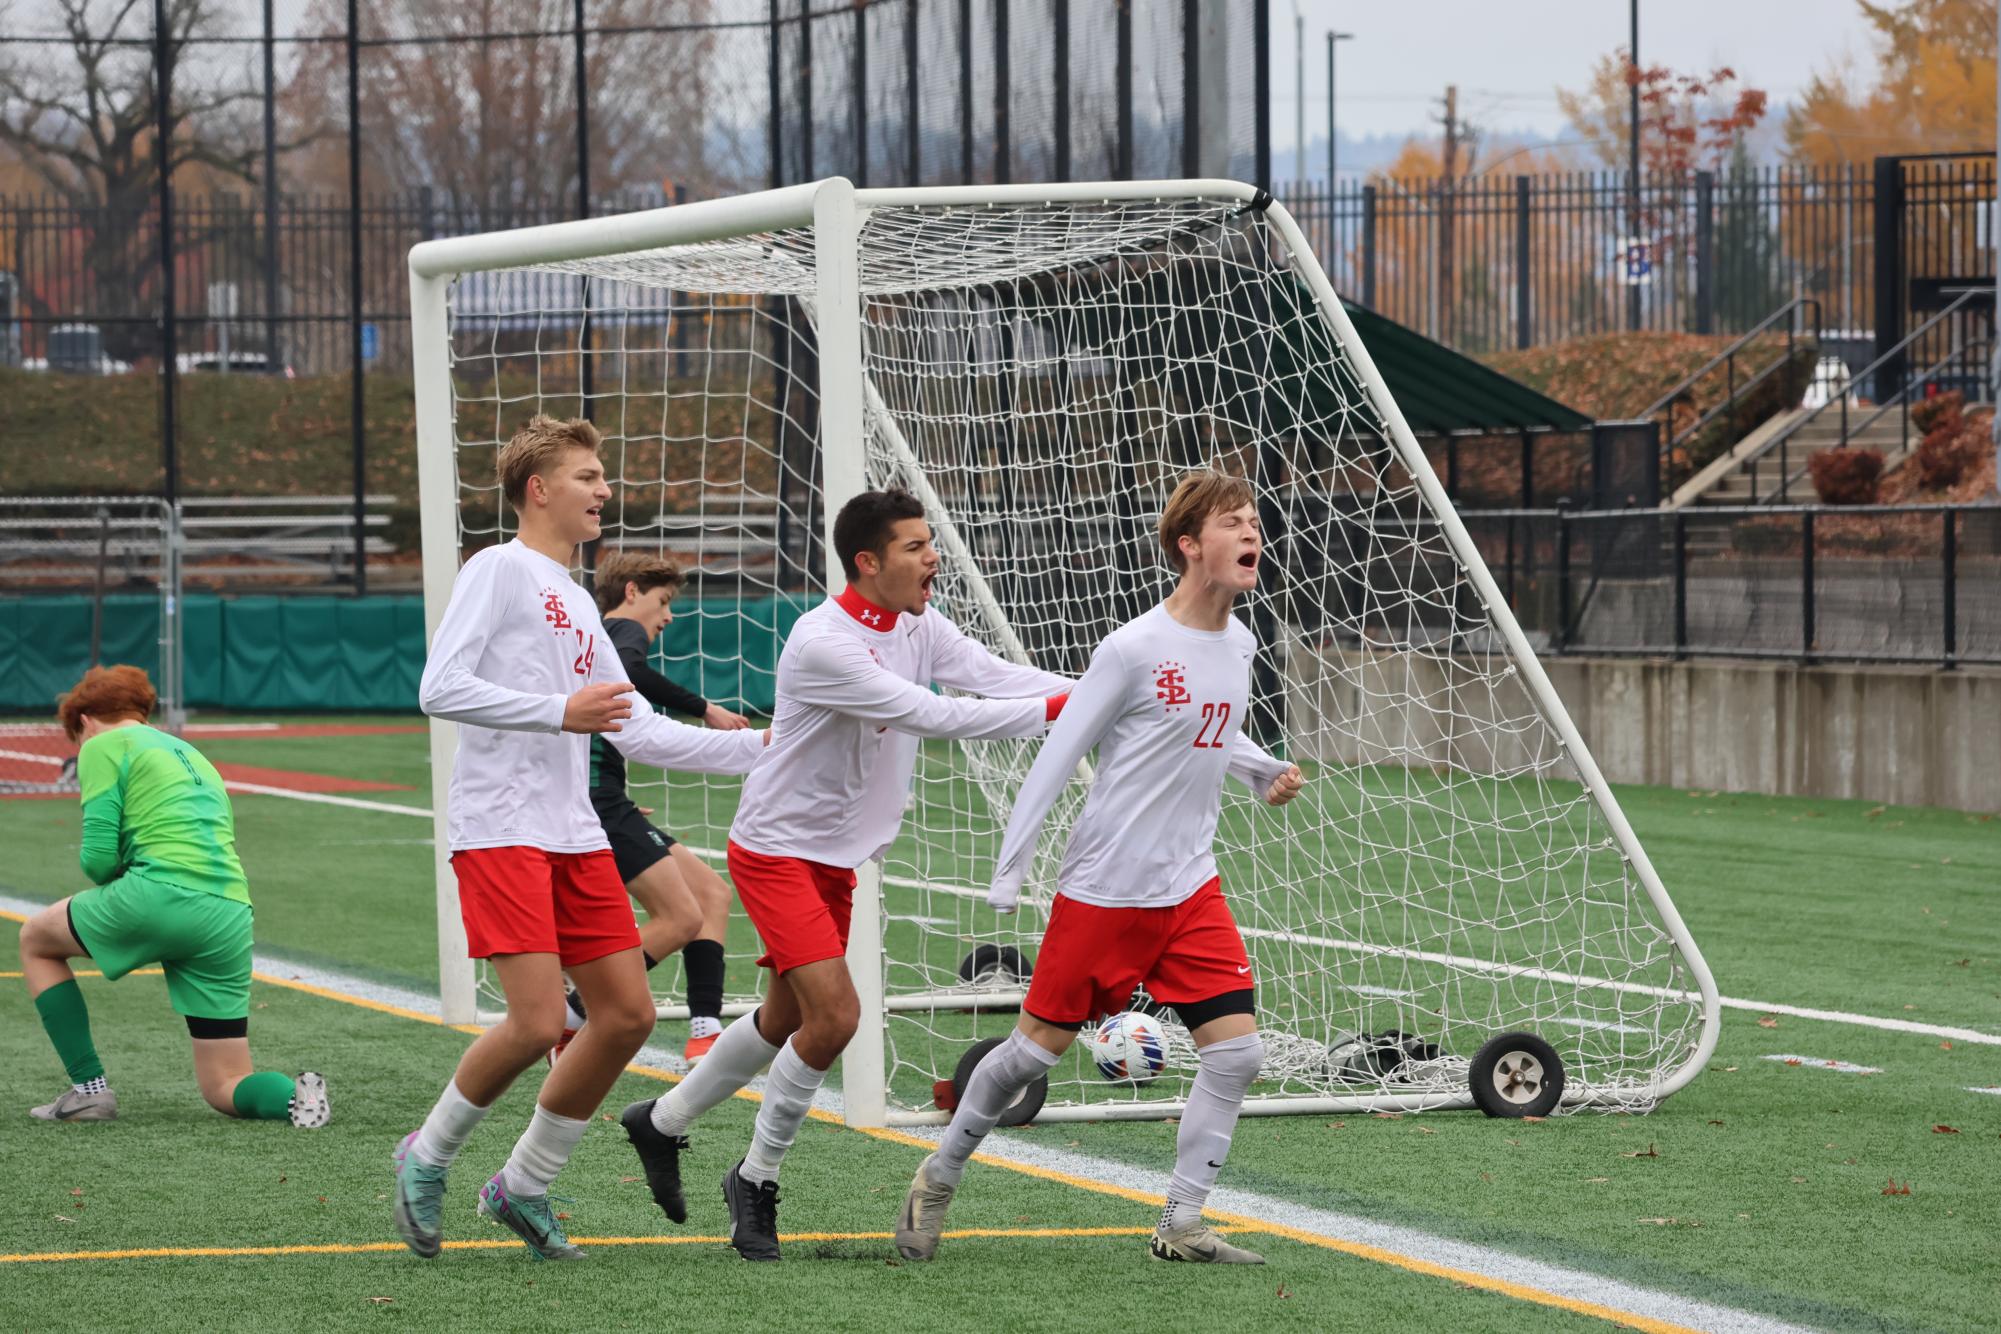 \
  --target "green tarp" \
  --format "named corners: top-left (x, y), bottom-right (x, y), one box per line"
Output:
top-left (0, 593), bottom-right (813, 715)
